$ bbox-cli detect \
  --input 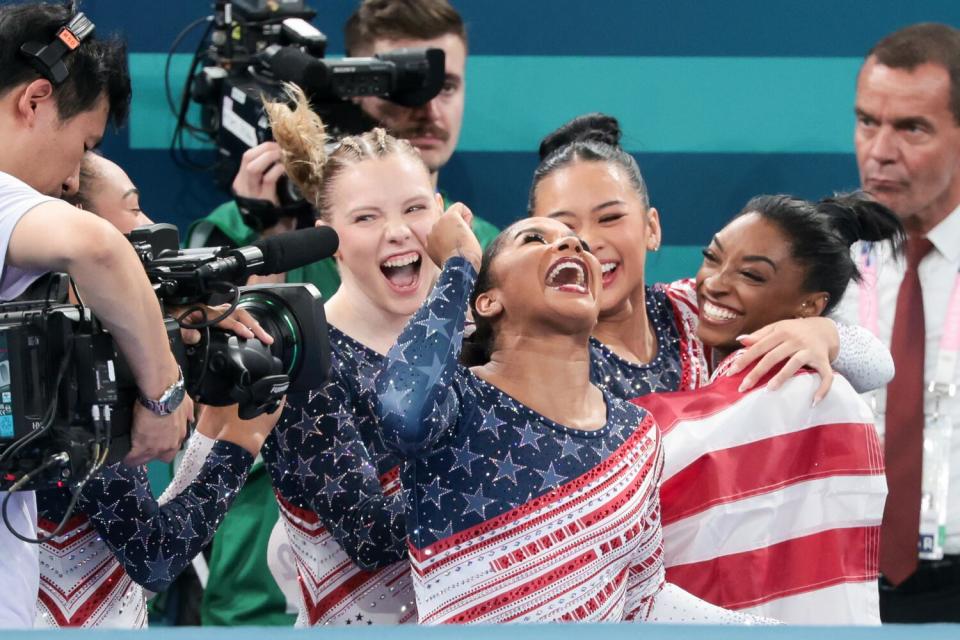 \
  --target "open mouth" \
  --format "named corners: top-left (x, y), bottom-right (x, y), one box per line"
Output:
top-left (700, 300), bottom-right (742, 324)
top-left (380, 251), bottom-right (422, 293)
top-left (545, 257), bottom-right (590, 294)
top-left (600, 261), bottom-right (620, 287)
